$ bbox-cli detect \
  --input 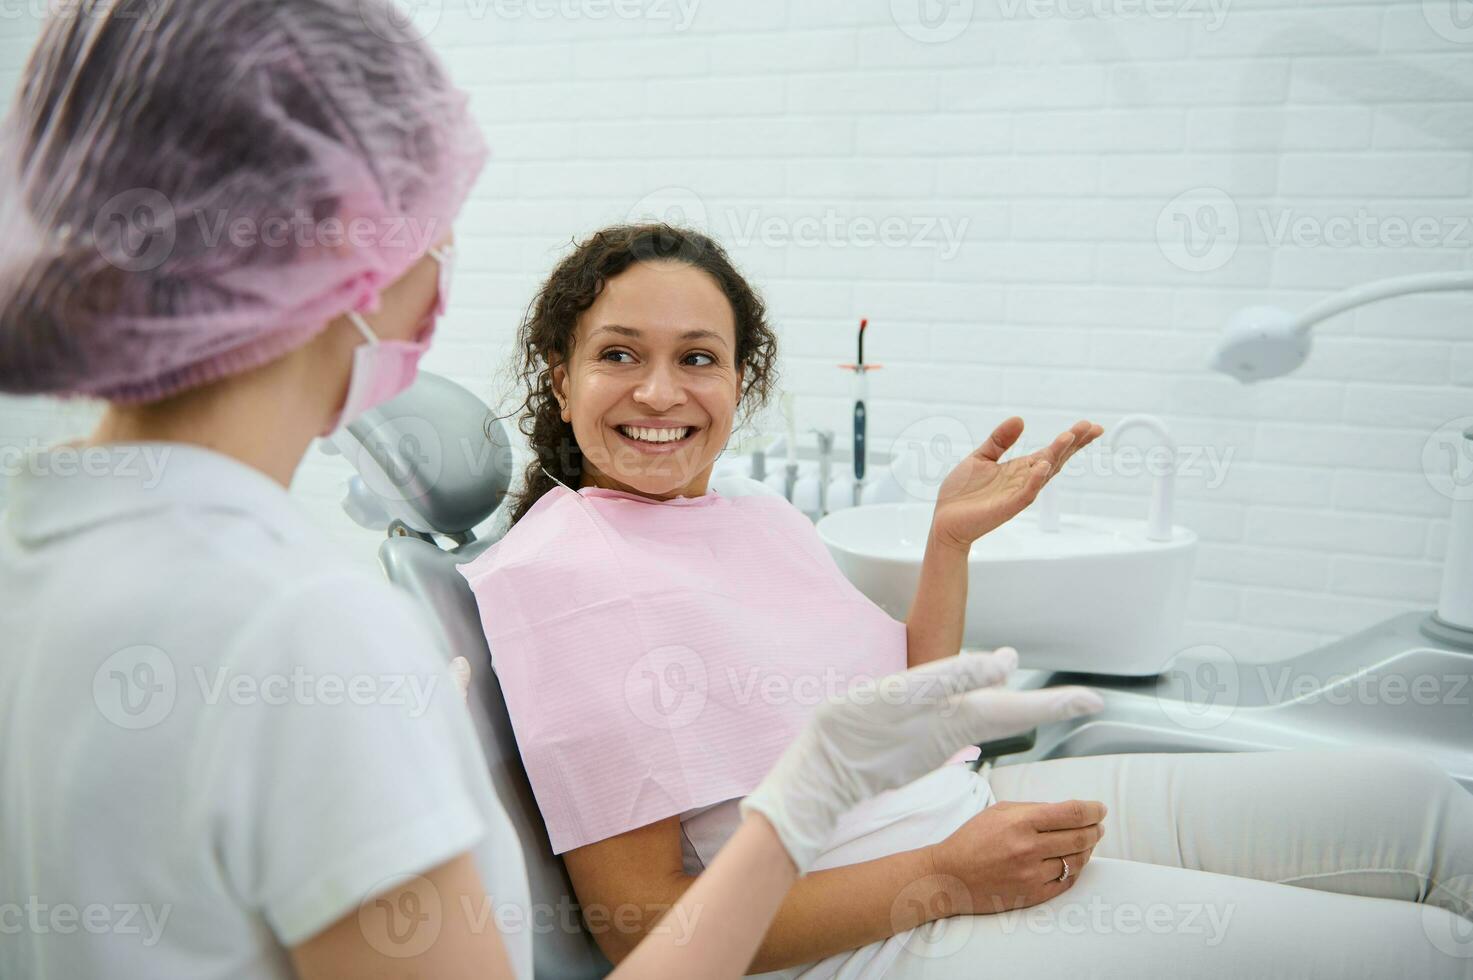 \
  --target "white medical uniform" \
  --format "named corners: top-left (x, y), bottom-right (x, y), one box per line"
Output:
top-left (0, 441), bottom-right (533, 980)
